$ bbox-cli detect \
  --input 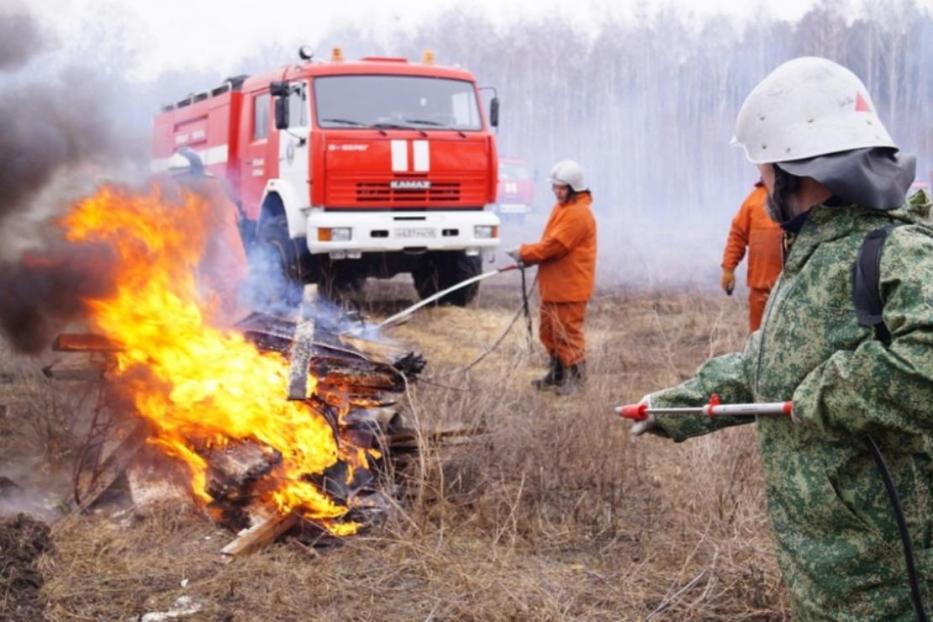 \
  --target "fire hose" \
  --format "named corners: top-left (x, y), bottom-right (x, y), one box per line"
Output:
top-left (357, 262), bottom-right (536, 385)
top-left (616, 396), bottom-right (929, 622)
top-left (376, 263), bottom-right (522, 331)
top-left (438, 266), bottom-right (536, 377)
